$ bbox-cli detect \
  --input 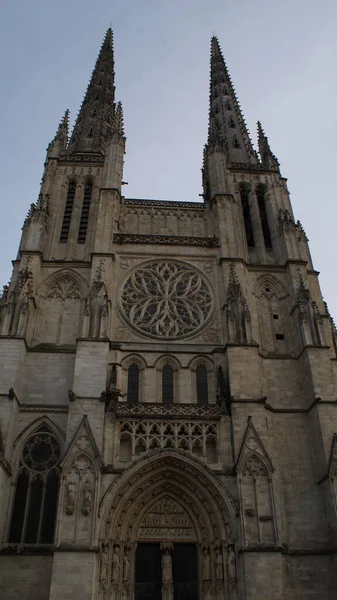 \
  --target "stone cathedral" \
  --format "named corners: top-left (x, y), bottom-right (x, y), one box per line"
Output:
top-left (1, 28), bottom-right (337, 600)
